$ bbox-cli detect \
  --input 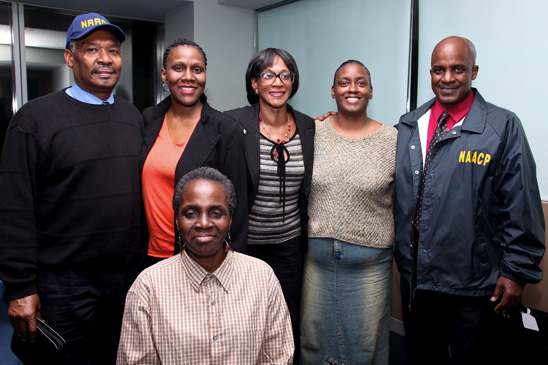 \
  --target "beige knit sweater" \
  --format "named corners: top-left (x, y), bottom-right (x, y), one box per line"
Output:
top-left (308, 117), bottom-right (397, 248)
